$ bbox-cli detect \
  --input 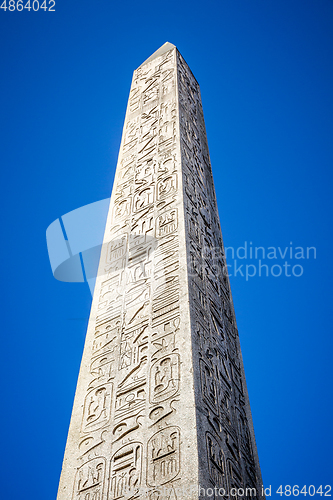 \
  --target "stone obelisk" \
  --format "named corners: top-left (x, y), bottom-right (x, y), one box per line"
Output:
top-left (57, 43), bottom-right (263, 500)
